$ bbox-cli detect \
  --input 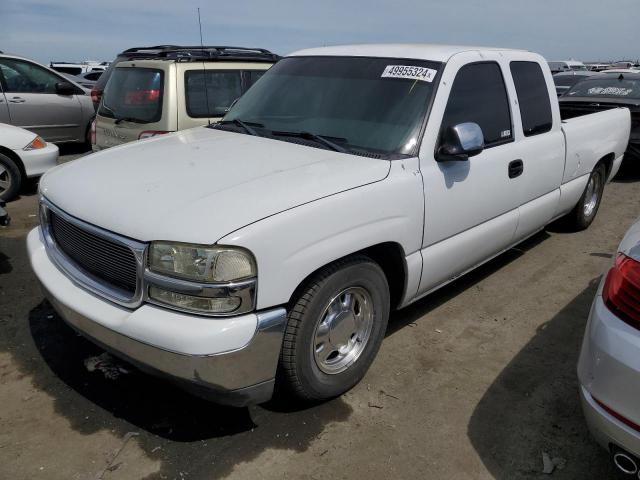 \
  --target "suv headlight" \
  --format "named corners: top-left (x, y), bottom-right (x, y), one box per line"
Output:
top-left (147, 242), bottom-right (257, 315)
